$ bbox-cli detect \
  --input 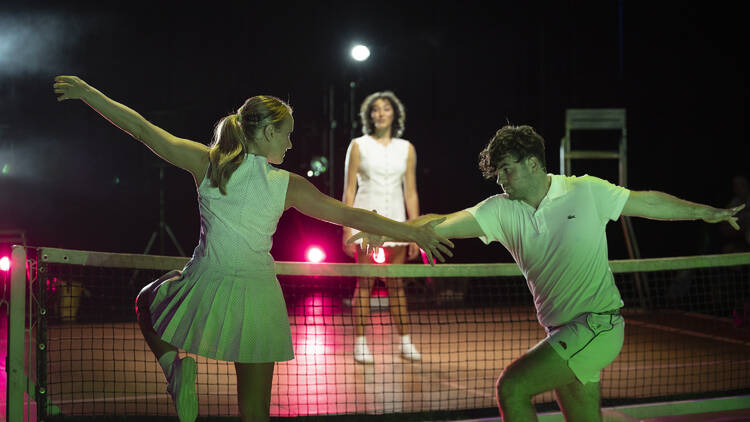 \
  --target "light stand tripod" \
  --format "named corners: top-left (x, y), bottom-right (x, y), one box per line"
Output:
top-left (129, 161), bottom-right (186, 287)
top-left (141, 161), bottom-right (186, 257)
